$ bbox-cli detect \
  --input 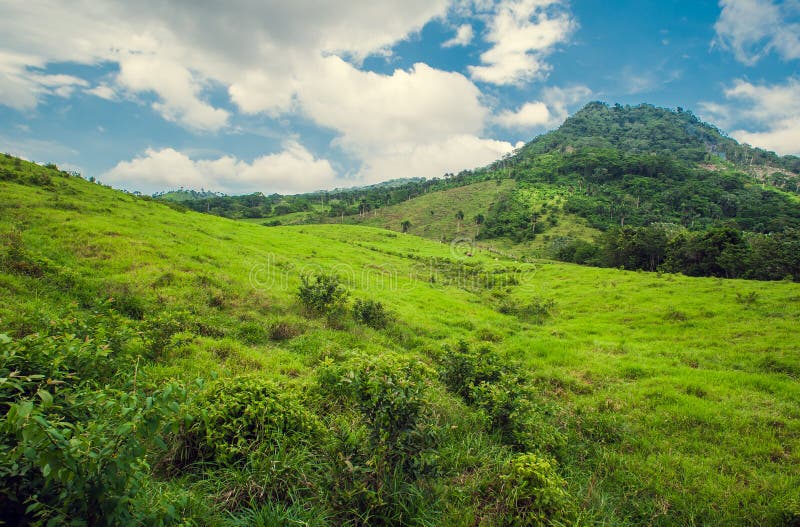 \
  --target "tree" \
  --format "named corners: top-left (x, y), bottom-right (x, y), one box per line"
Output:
top-left (473, 213), bottom-right (485, 237)
top-left (401, 220), bottom-right (411, 233)
top-left (456, 210), bottom-right (465, 232)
